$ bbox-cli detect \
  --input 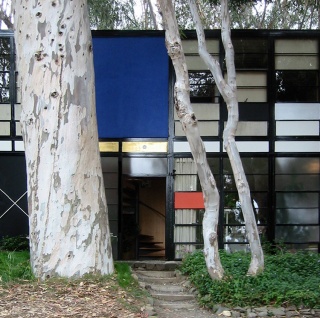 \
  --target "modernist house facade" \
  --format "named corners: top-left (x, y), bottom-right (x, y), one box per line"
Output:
top-left (0, 29), bottom-right (319, 260)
